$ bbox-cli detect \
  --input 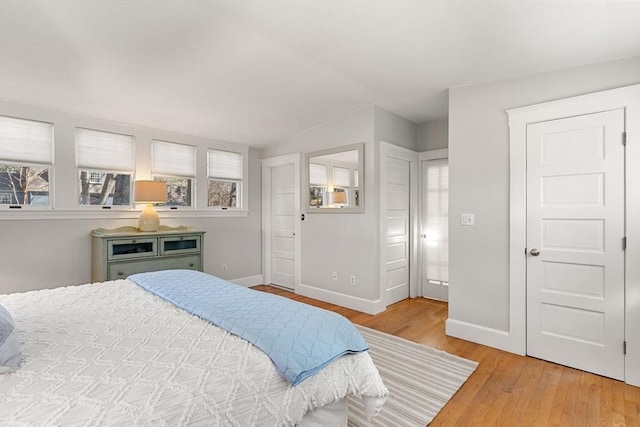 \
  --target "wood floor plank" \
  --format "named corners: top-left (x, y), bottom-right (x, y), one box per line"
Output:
top-left (252, 286), bottom-right (640, 426)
